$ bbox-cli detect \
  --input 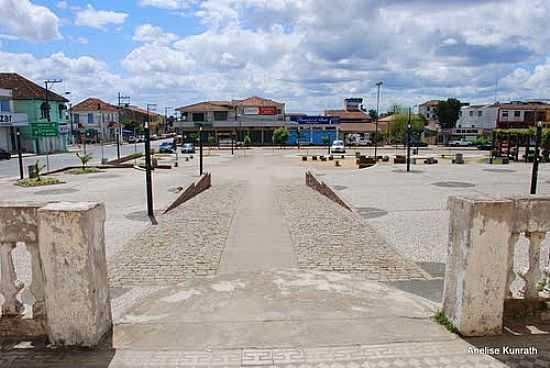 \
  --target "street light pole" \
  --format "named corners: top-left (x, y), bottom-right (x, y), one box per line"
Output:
top-left (199, 125), bottom-right (203, 175)
top-left (375, 81), bottom-right (383, 159)
top-left (16, 129), bottom-right (23, 180)
top-left (530, 121), bottom-right (543, 194)
top-left (164, 107), bottom-right (172, 134)
top-left (407, 107), bottom-right (412, 172)
top-left (144, 119), bottom-right (154, 221)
